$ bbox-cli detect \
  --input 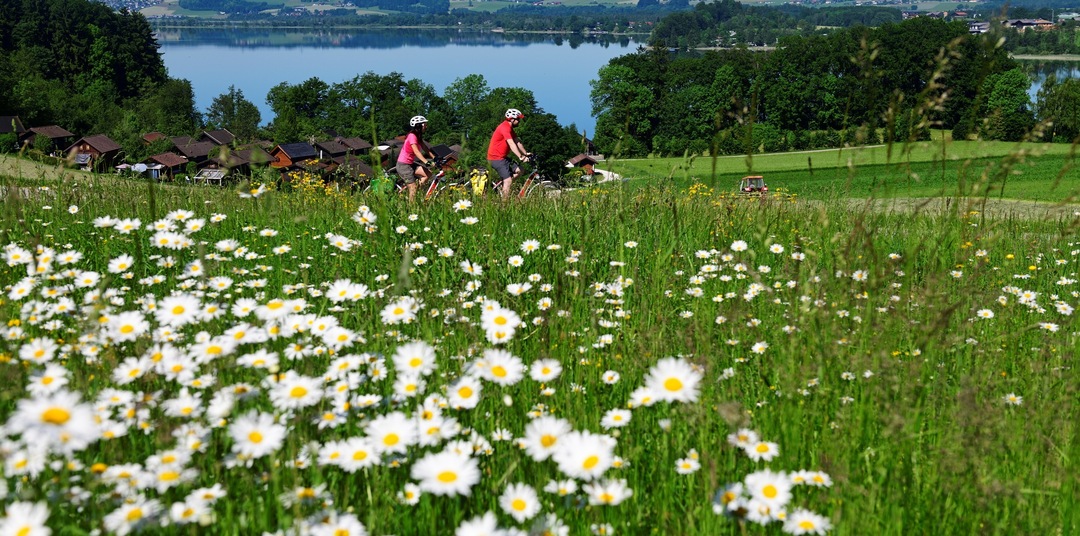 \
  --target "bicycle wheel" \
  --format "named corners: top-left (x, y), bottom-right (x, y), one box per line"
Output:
top-left (525, 180), bottom-right (559, 198)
